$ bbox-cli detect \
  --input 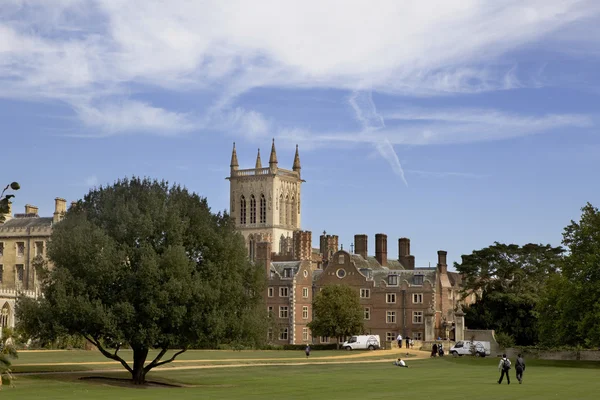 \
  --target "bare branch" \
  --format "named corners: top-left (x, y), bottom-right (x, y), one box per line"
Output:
top-left (83, 335), bottom-right (133, 374)
top-left (144, 348), bottom-right (187, 372)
